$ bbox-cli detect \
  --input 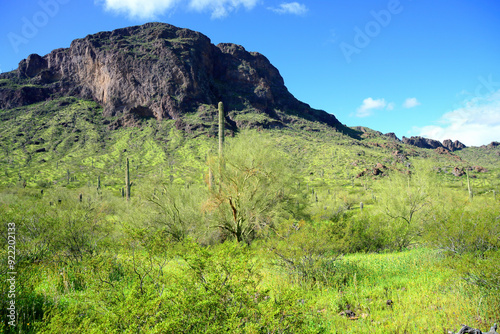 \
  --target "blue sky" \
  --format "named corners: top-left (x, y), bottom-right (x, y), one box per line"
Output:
top-left (1, 0), bottom-right (499, 146)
